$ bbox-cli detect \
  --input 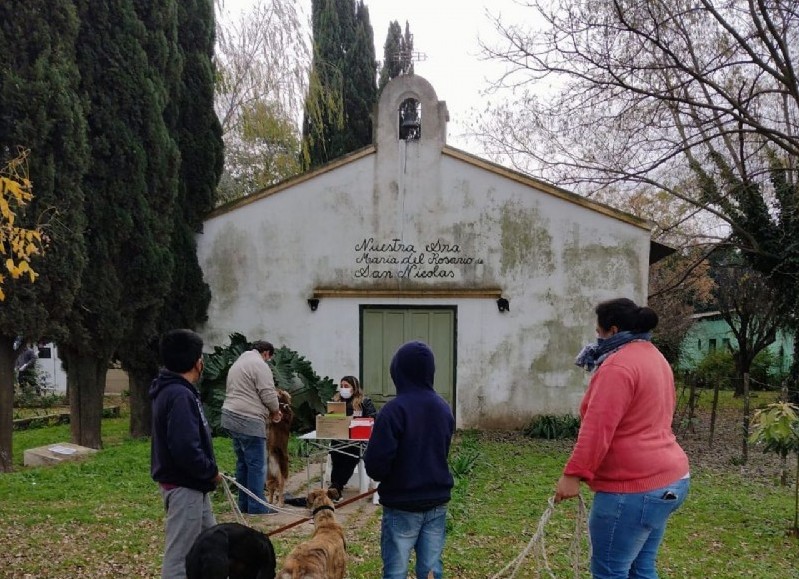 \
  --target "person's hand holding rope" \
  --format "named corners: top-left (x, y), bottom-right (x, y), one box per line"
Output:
top-left (554, 474), bottom-right (581, 503)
